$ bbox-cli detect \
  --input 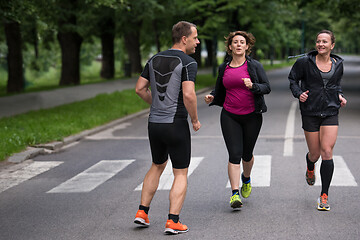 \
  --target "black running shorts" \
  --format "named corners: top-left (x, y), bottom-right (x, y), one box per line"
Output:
top-left (302, 115), bottom-right (339, 132)
top-left (148, 119), bottom-right (191, 169)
